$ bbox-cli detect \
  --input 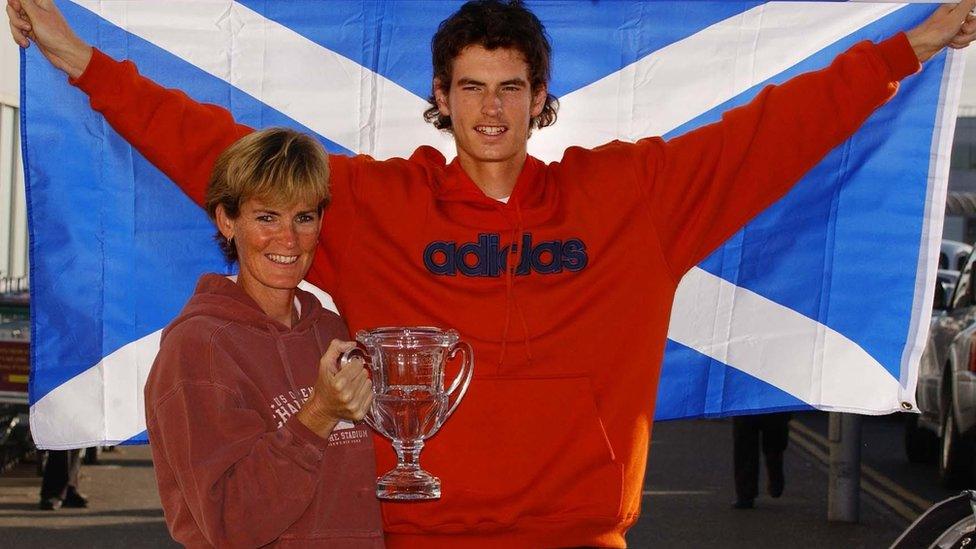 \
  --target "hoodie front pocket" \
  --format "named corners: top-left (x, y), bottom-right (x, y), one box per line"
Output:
top-left (382, 375), bottom-right (624, 533)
